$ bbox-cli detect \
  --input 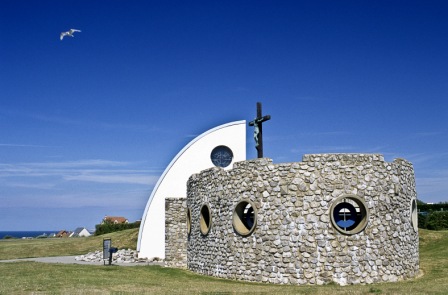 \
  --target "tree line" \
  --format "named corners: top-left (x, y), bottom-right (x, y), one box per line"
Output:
top-left (417, 200), bottom-right (448, 230)
top-left (94, 220), bottom-right (141, 235)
